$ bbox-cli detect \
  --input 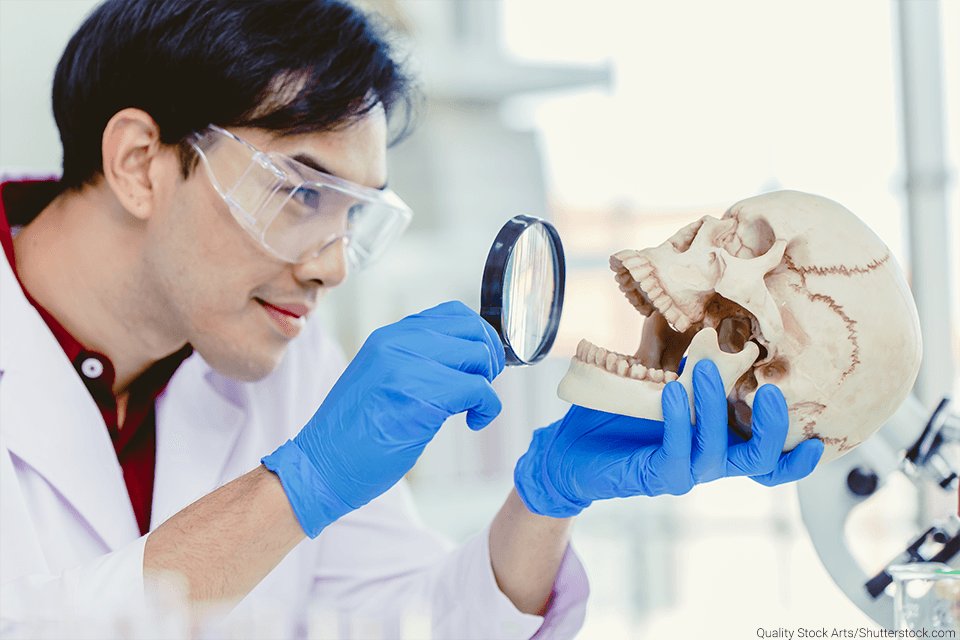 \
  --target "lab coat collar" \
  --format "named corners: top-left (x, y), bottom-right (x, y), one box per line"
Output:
top-left (0, 252), bottom-right (141, 549)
